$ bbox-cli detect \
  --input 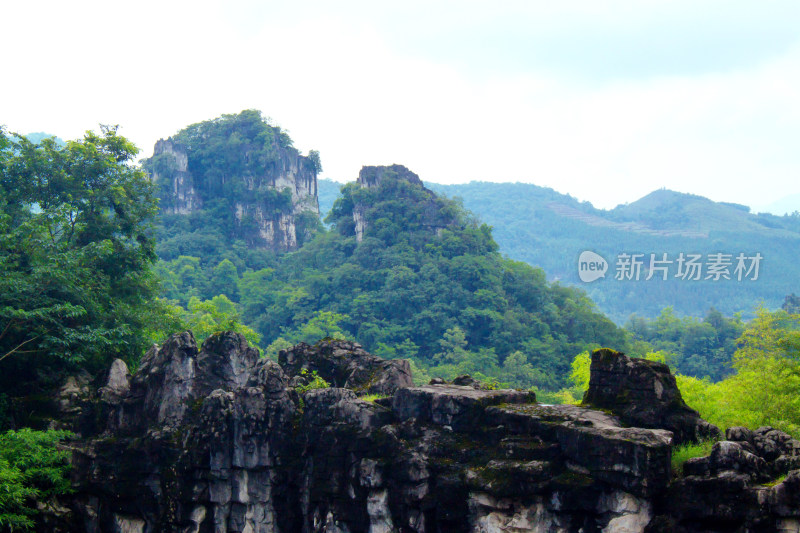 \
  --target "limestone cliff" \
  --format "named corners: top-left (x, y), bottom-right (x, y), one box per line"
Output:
top-left (150, 139), bottom-right (200, 215)
top-left (40, 341), bottom-right (800, 532)
top-left (145, 111), bottom-right (320, 252)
